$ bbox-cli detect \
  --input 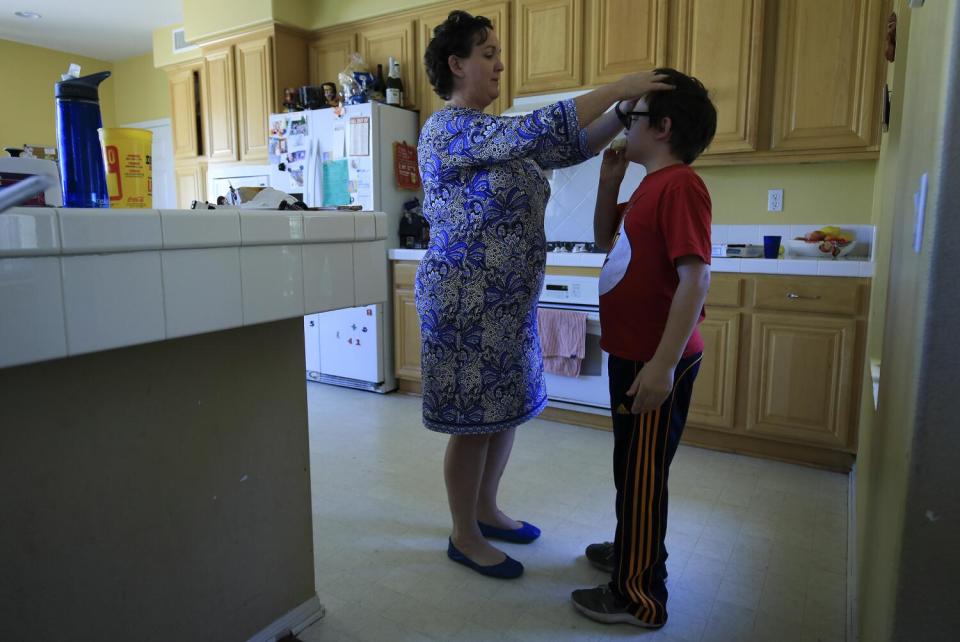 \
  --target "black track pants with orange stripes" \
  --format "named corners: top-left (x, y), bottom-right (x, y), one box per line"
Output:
top-left (607, 352), bottom-right (702, 626)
